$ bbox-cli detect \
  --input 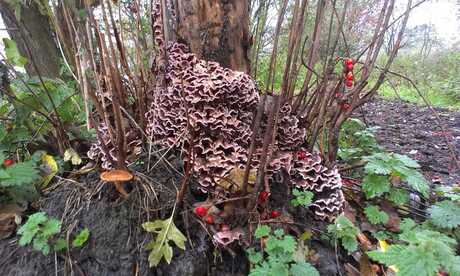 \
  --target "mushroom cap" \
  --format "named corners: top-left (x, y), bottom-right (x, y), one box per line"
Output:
top-left (100, 170), bottom-right (133, 182)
